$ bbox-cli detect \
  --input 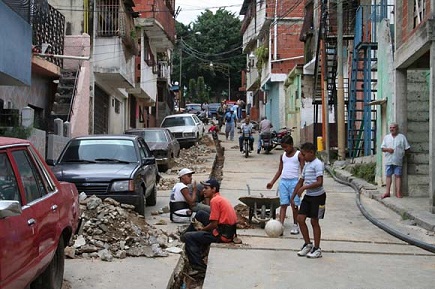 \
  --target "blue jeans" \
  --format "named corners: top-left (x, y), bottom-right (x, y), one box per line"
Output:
top-left (183, 210), bottom-right (219, 269)
top-left (239, 136), bottom-right (254, 151)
